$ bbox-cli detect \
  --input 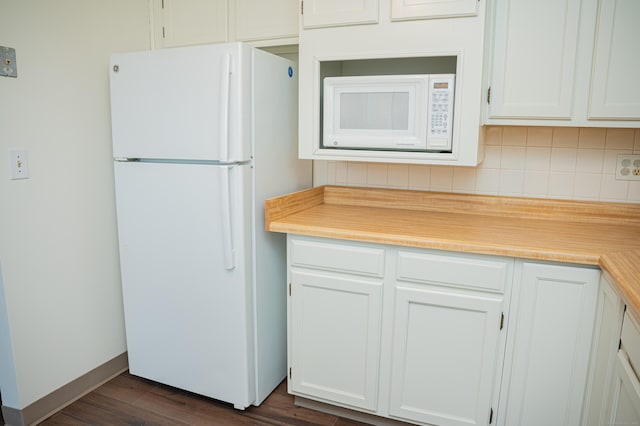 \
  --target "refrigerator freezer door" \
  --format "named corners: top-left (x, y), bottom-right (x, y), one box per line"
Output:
top-left (110, 43), bottom-right (250, 162)
top-left (114, 161), bottom-right (255, 408)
